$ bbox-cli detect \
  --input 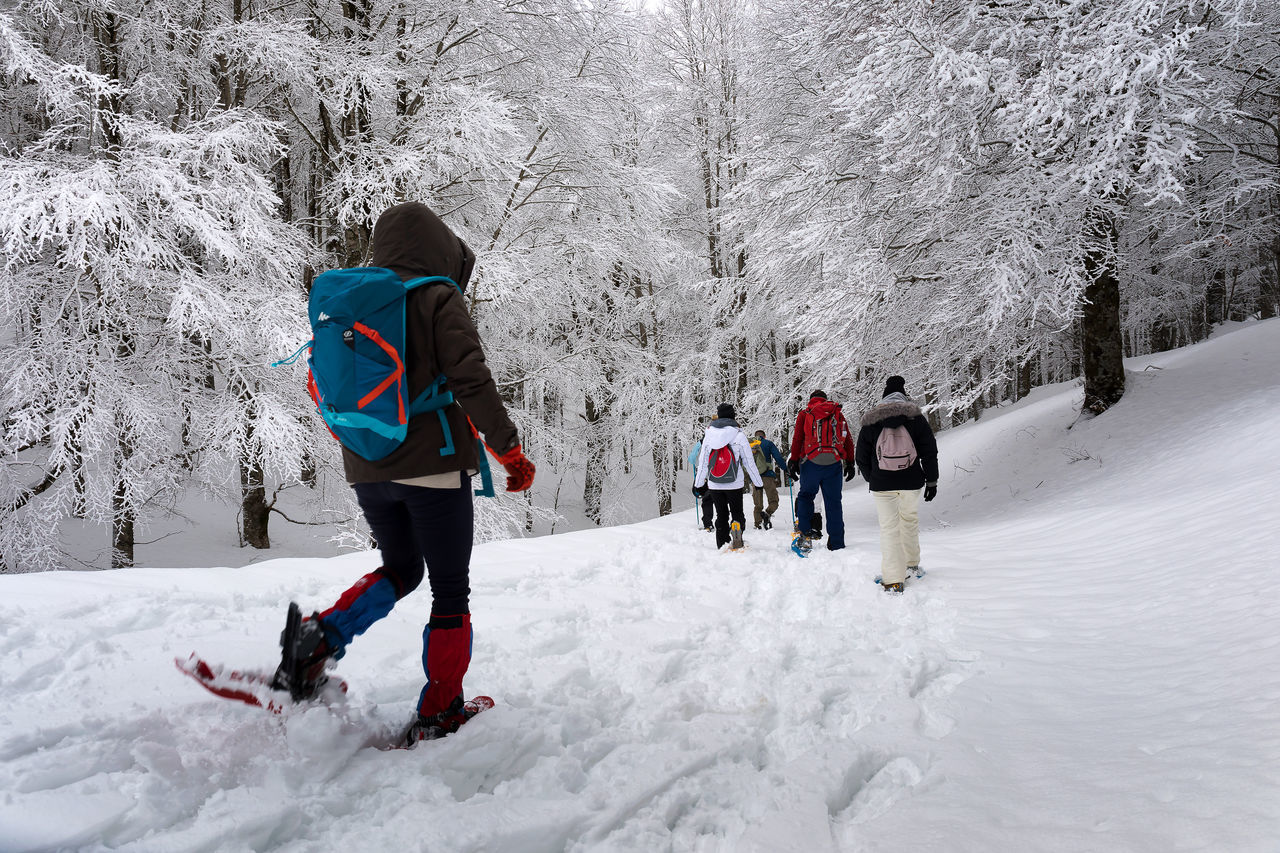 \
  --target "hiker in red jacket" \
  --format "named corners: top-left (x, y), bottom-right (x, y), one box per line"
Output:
top-left (786, 390), bottom-right (857, 551)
